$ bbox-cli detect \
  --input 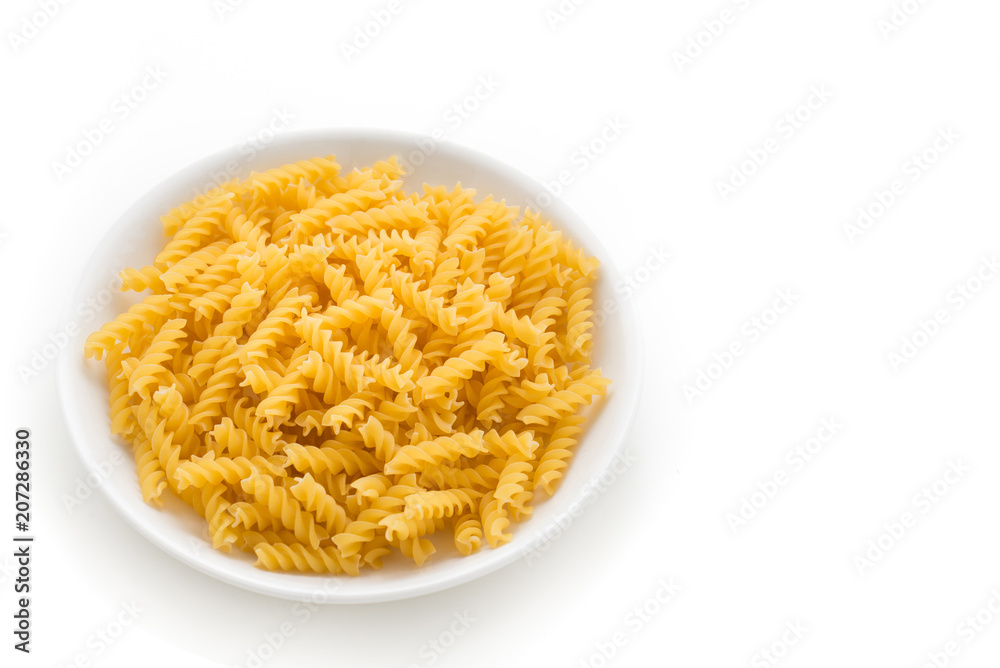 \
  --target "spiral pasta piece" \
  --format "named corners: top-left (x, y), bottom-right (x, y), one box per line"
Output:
top-left (384, 431), bottom-right (487, 475)
top-left (174, 452), bottom-right (286, 490)
top-left (249, 156), bottom-right (342, 209)
top-left (240, 473), bottom-right (329, 549)
top-left (289, 473), bottom-right (349, 534)
top-left (154, 195), bottom-right (234, 270)
top-left (402, 489), bottom-right (482, 521)
top-left (284, 443), bottom-right (380, 477)
top-left (253, 542), bottom-right (360, 576)
top-left (128, 318), bottom-right (187, 400)
top-left (453, 514), bottom-right (484, 556)
top-left (533, 415), bottom-right (587, 495)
